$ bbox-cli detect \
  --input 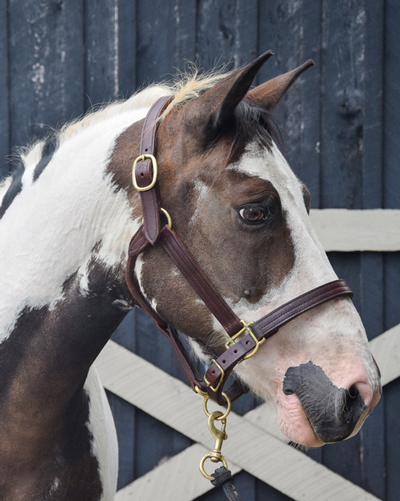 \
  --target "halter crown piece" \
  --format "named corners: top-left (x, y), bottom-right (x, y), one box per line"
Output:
top-left (126, 97), bottom-right (353, 481)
